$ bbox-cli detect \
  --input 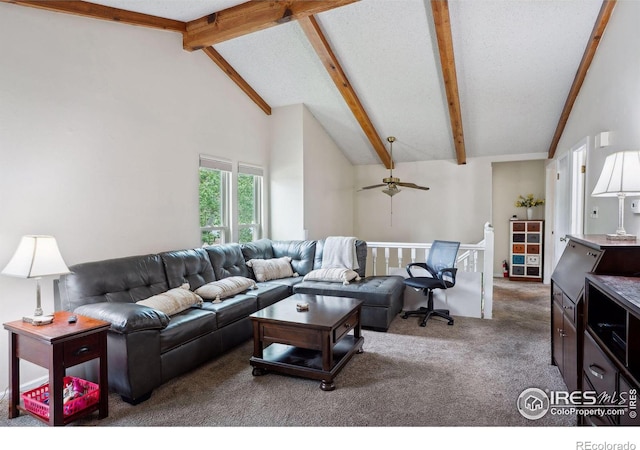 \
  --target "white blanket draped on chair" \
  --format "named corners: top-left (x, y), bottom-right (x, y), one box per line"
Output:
top-left (321, 236), bottom-right (359, 270)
